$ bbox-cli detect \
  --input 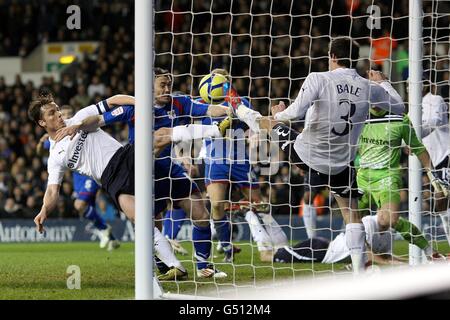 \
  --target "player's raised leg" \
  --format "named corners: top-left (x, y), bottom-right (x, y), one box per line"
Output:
top-left (154, 124), bottom-right (222, 155)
